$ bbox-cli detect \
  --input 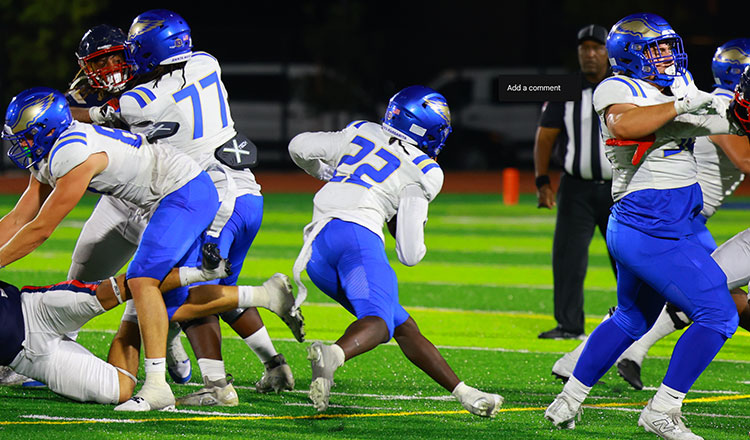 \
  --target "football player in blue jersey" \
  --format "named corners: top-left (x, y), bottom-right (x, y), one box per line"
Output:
top-left (543, 14), bottom-right (744, 440)
top-left (289, 85), bottom-right (503, 417)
